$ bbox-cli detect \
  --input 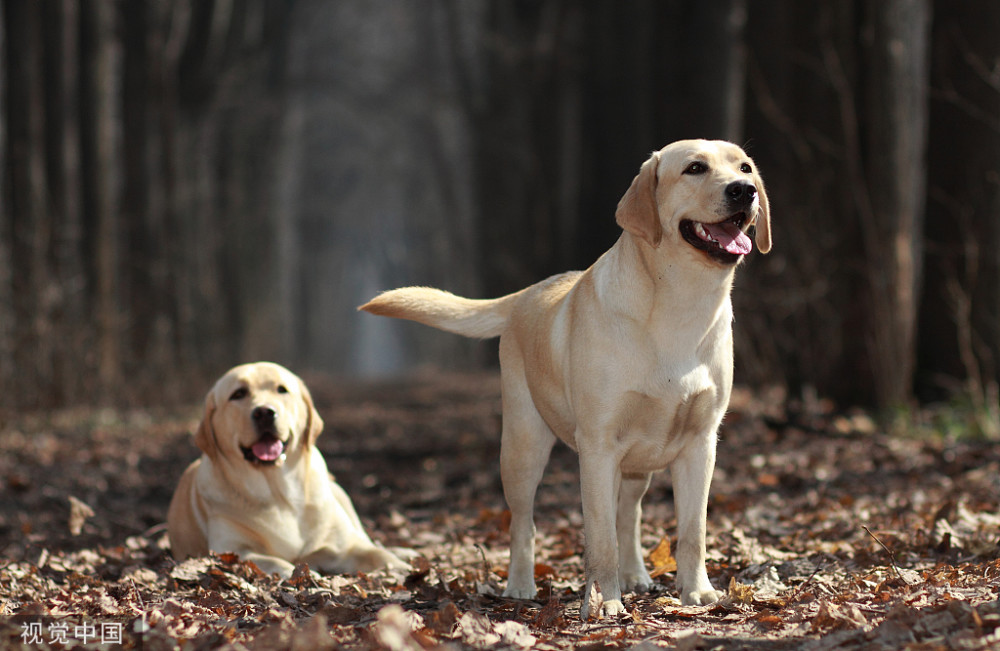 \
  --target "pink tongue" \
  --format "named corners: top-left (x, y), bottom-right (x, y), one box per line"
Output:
top-left (252, 438), bottom-right (284, 461)
top-left (703, 221), bottom-right (752, 255)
